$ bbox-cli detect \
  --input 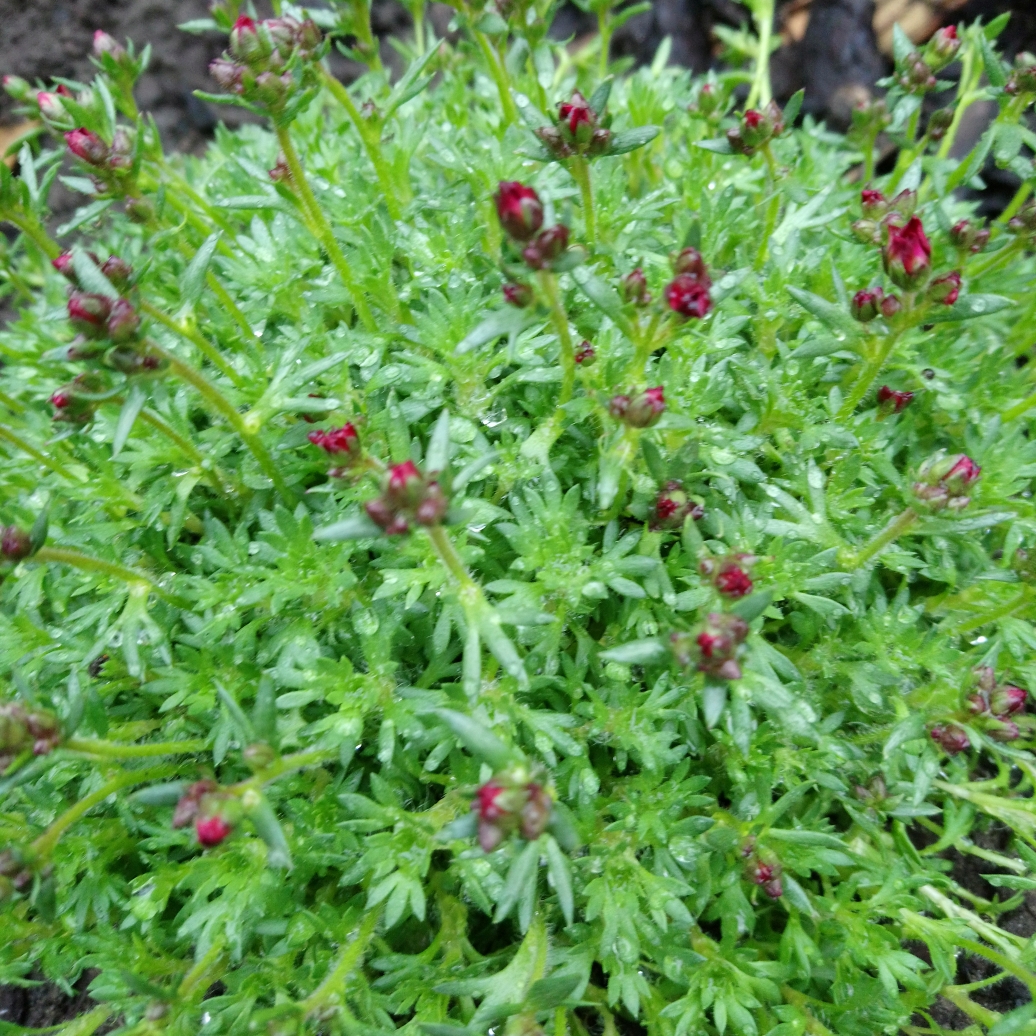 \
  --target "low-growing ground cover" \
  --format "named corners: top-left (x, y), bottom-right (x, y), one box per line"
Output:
top-left (1, 3), bottom-right (1036, 1035)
